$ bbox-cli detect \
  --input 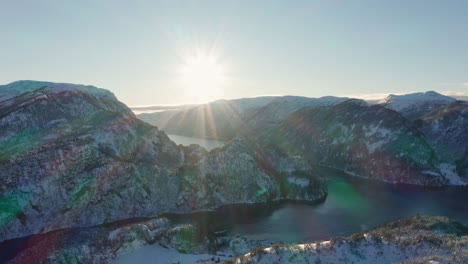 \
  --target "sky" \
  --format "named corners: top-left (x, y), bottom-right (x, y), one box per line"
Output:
top-left (1, 0), bottom-right (468, 106)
